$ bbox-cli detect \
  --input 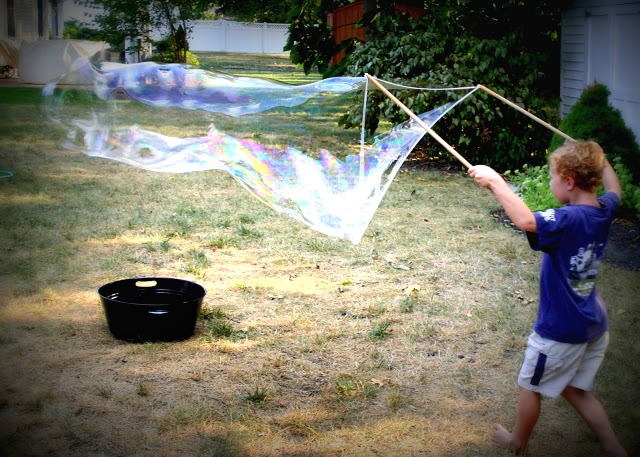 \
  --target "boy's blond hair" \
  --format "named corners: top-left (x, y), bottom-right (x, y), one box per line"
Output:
top-left (549, 140), bottom-right (605, 192)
